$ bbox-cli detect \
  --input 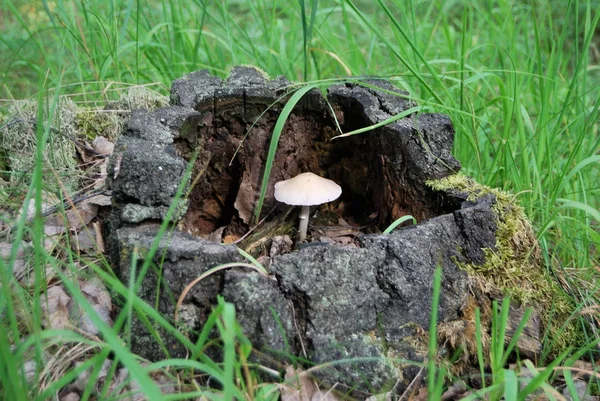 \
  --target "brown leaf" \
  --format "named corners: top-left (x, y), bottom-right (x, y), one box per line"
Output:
top-left (18, 191), bottom-right (57, 220)
top-left (282, 365), bottom-right (318, 401)
top-left (70, 226), bottom-right (99, 254)
top-left (441, 380), bottom-right (467, 401)
top-left (92, 136), bottom-right (114, 155)
top-left (60, 392), bottom-right (81, 401)
top-left (67, 359), bottom-right (111, 394)
top-left (201, 199), bottom-right (223, 221)
top-left (223, 235), bottom-right (241, 244)
top-left (310, 390), bottom-right (341, 401)
top-left (73, 277), bottom-right (113, 336)
top-left (44, 201), bottom-right (98, 236)
top-left (42, 285), bottom-right (71, 329)
top-left (318, 227), bottom-right (359, 239)
top-left (416, 388), bottom-right (429, 401)
top-left (234, 170), bottom-right (256, 224)
top-left (270, 235), bottom-right (293, 257)
top-left (207, 226), bottom-right (227, 243)
top-left (0, 241), bottom-right (31, 259)
top-left (572, 360), bottom-right (594, 380)
top-left (87, 194), bottom-right (112, 206)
